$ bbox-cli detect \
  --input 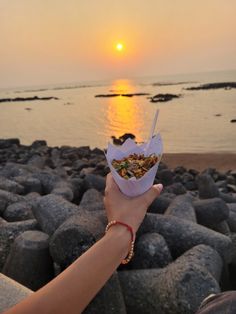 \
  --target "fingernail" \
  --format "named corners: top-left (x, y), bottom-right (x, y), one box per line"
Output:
top-left (156, 183), bottom-right (163, 193)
